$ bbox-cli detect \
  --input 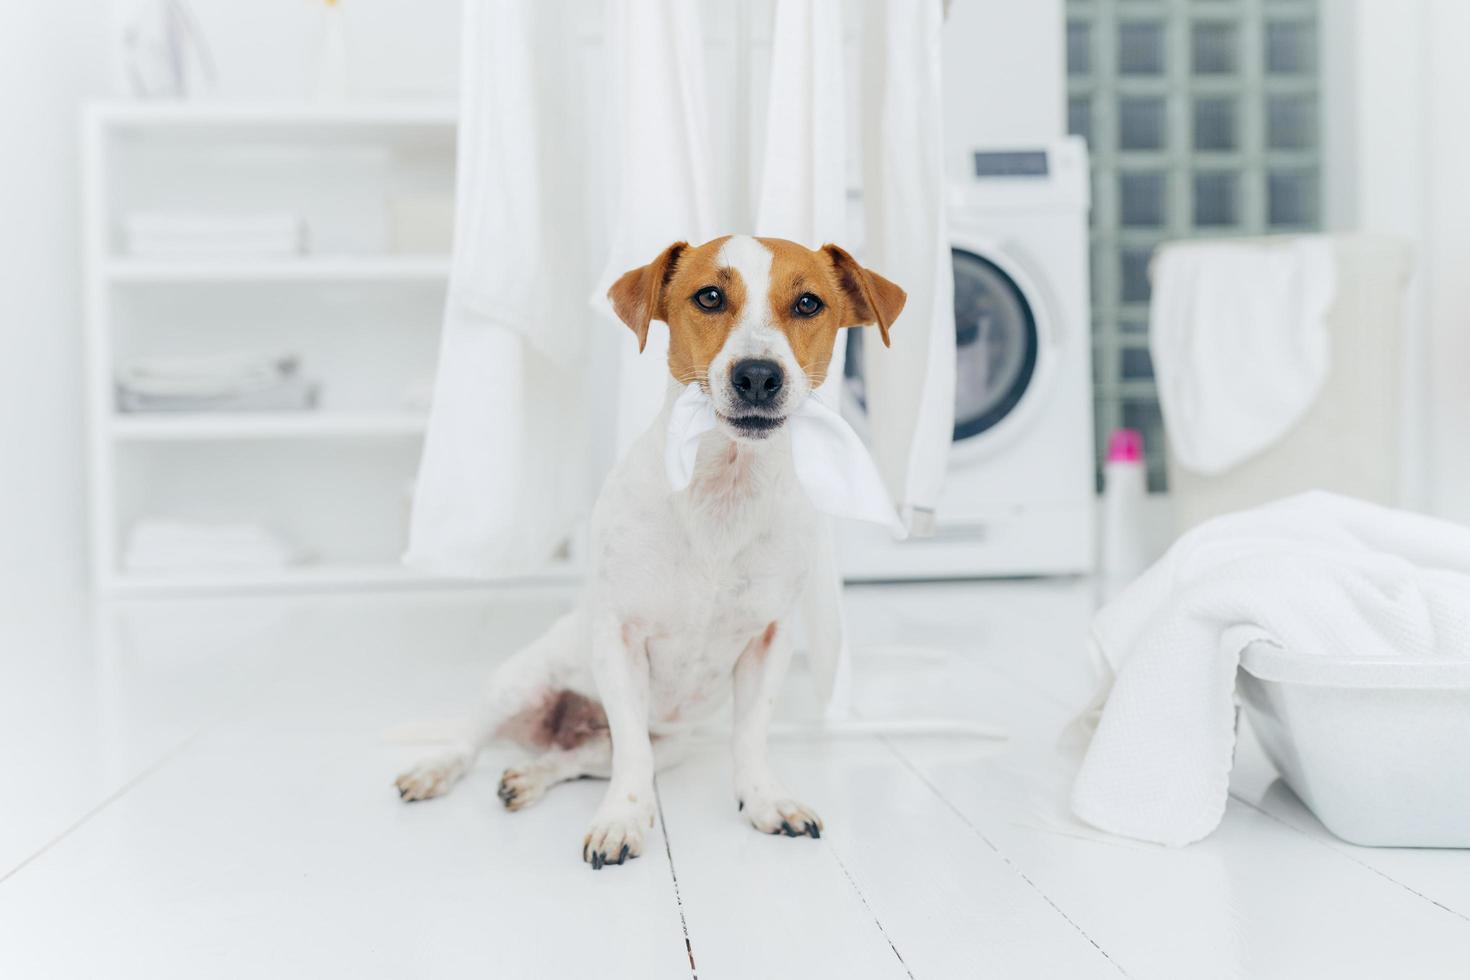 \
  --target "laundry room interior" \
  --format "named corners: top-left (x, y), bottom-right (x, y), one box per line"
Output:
top-left (4, 1), bottom-right (1470, 977)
